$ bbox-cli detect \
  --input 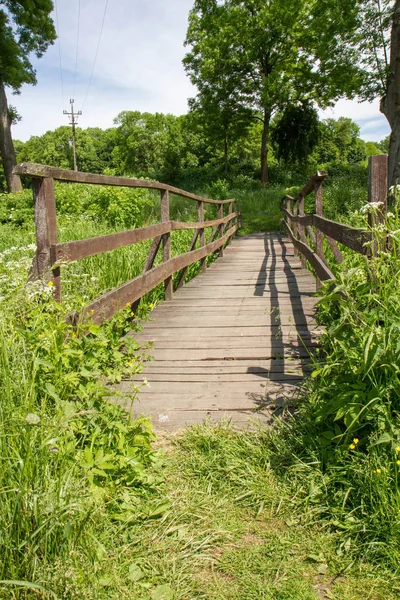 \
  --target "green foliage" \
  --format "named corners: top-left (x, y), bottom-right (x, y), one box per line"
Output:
top-left (313, 117), bottom-right (366, 164)
top-left (0, 188), bottom-right (33, 224)
top-left (271, 102), bottom-right (320, 166)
